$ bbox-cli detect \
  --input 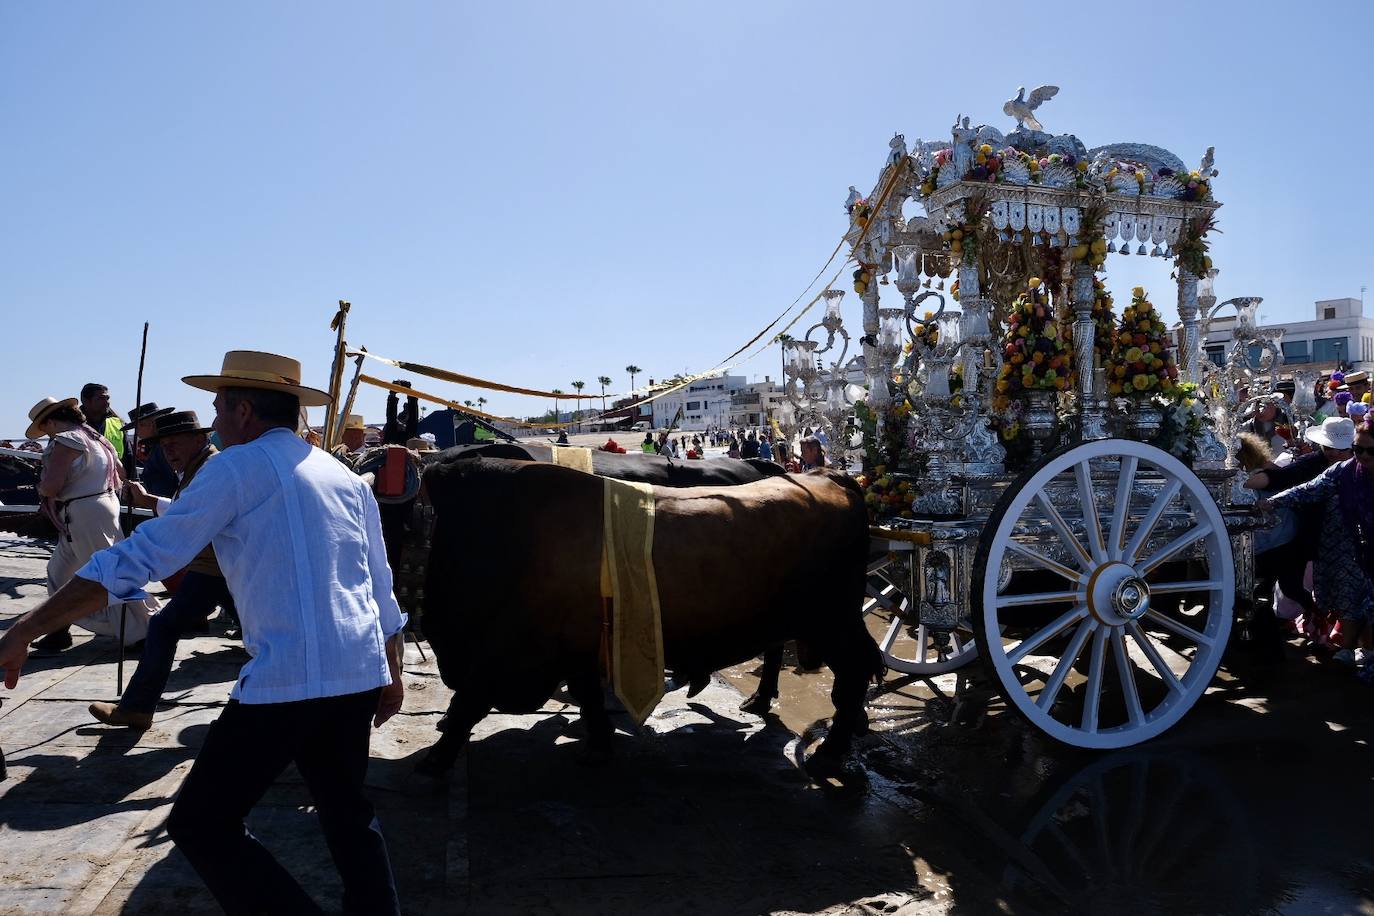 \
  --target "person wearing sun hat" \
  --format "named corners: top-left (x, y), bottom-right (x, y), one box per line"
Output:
top-left (123, 402), bottom-right (179, 497)
top-left (89, 409), bottom-right (239, 731)
top-left (0, 350), bottom-right (405, 913)
top-left (1261, 414), bottom-right (1374, 678)
top-left (22, 396), bottom-right (158, 654)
